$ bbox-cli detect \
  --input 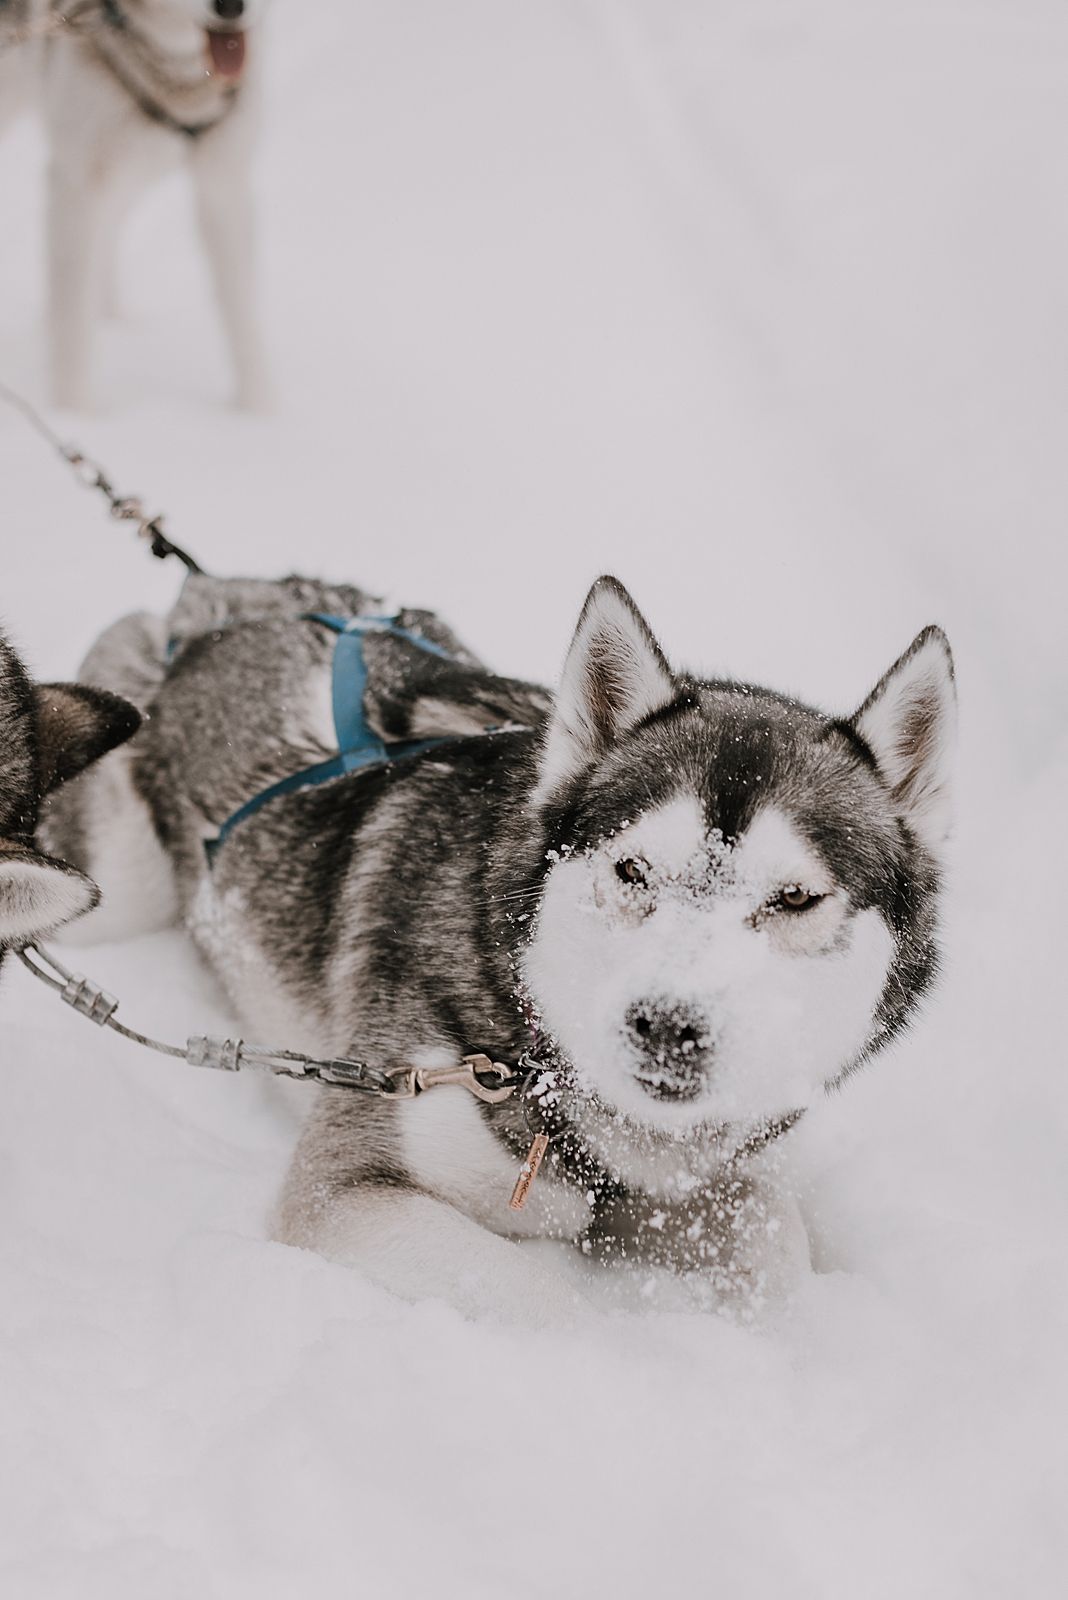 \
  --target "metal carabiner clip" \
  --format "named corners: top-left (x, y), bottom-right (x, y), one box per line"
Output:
top-left (386, 1054), bottom-right (517, 1104)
